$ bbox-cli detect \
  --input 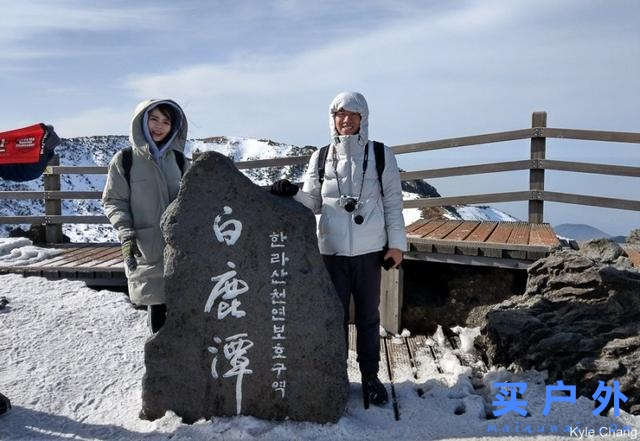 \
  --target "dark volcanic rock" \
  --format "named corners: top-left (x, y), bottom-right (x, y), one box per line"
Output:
top-left (141, 151), bottom-right (348, 423)
top-left (402, 261), bottom-right (527, 333)
top-left (476, 242), bottom-right (640, 414)
top-left (578, 238), bottom-right (627, 264)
